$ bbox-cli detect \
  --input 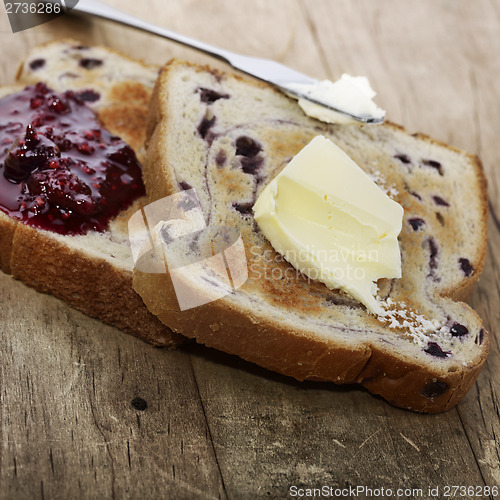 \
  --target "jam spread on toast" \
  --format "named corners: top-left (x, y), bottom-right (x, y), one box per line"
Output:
top-left (0, 83), bottom-right (145, 235)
